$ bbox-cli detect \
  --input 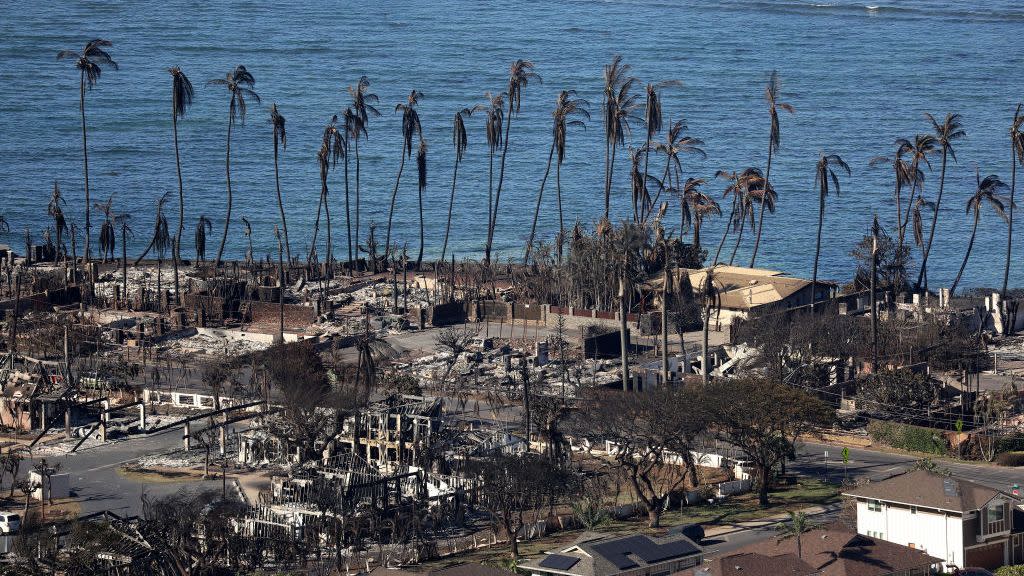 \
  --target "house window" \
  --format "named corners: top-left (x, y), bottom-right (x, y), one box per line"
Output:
top-left (867, 530), bottom-right (885, 539)
top-left (988, 502), bottom-right (1005, 522)
top-left (910, 506), bottom-right (917, 514)
top-left (867, 500), bottom-right (882, 512)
